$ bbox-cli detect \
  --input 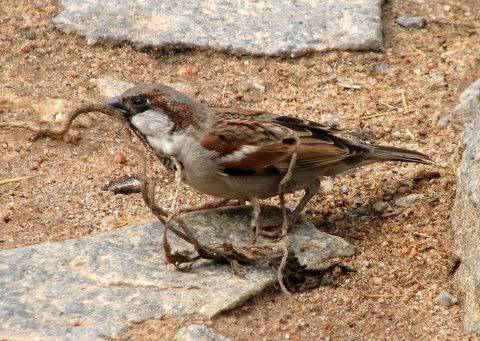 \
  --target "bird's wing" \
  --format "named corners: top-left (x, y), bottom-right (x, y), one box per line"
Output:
top-left (201, 107), bottom-right (366, 174)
